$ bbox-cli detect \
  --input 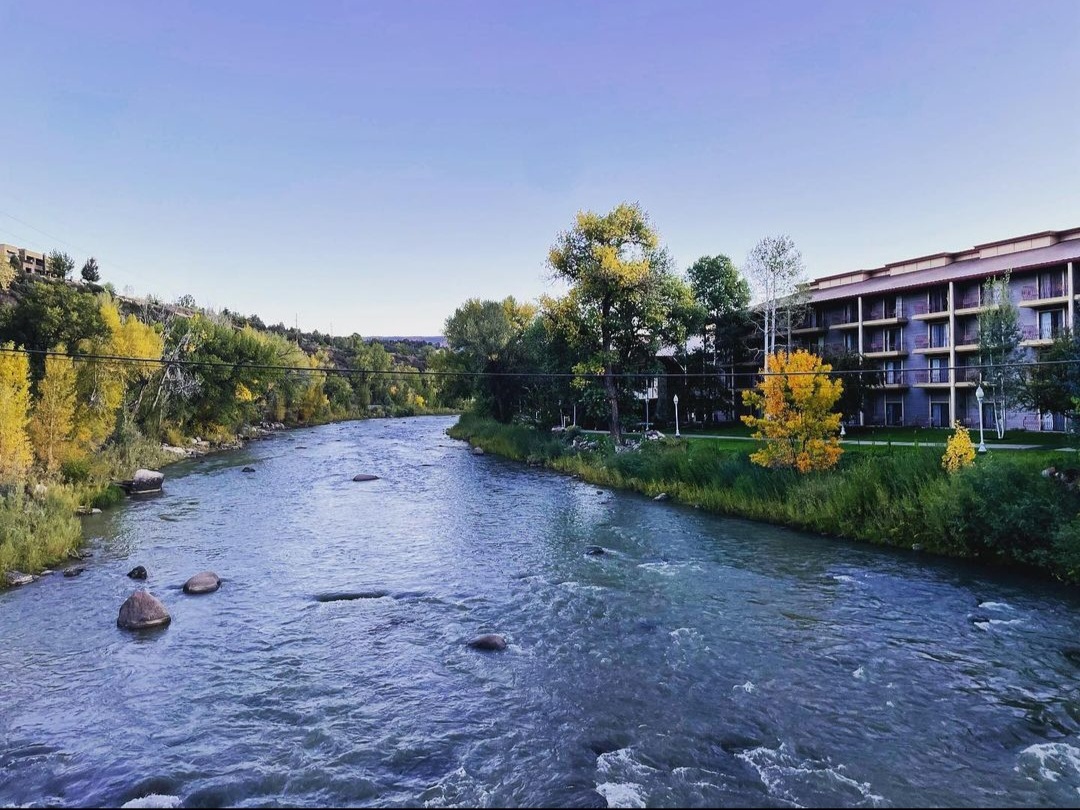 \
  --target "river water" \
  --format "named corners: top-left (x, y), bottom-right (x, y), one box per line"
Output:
top-left (3, 415), bottom-right (1080, 808)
